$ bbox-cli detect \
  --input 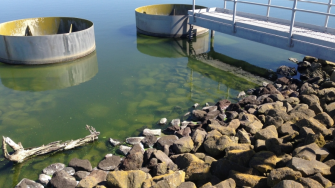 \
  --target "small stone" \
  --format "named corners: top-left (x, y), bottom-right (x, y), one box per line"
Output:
top-left (159, 118), bottom-right (167, 125)
top-left (171, 119), bottom-right (181, 126)
top-left (38, 174), bottom-right (51, 186)
top-left (126, 137), bottom-right (145, 145)
top-left (42, 163), bottom-right (65, 176)
top-left (105, 154), bottom-right (113, 158)
top-left (109, 138), bottom-right (120, 146)
top-left (142, 128), bottom-right (161, 136)
top-left (16, 178), bottom-right (43, 188)
top-left (118, 145), bottom-right (132, 156)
